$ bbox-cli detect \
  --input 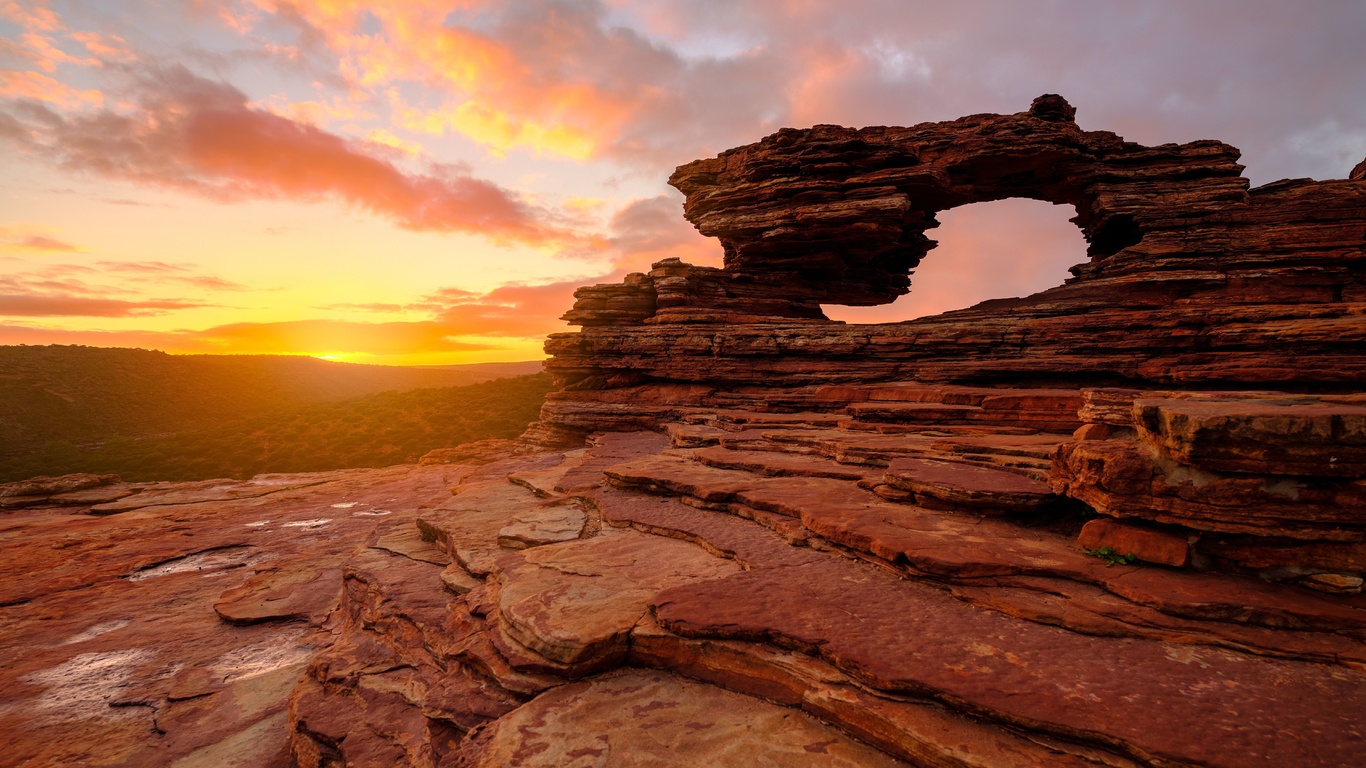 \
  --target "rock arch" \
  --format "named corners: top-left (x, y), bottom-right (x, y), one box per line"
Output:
top-left (666, 94), bottom-right (1245, 307)
top-left (551, 95), bottom-right (1366, 394)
